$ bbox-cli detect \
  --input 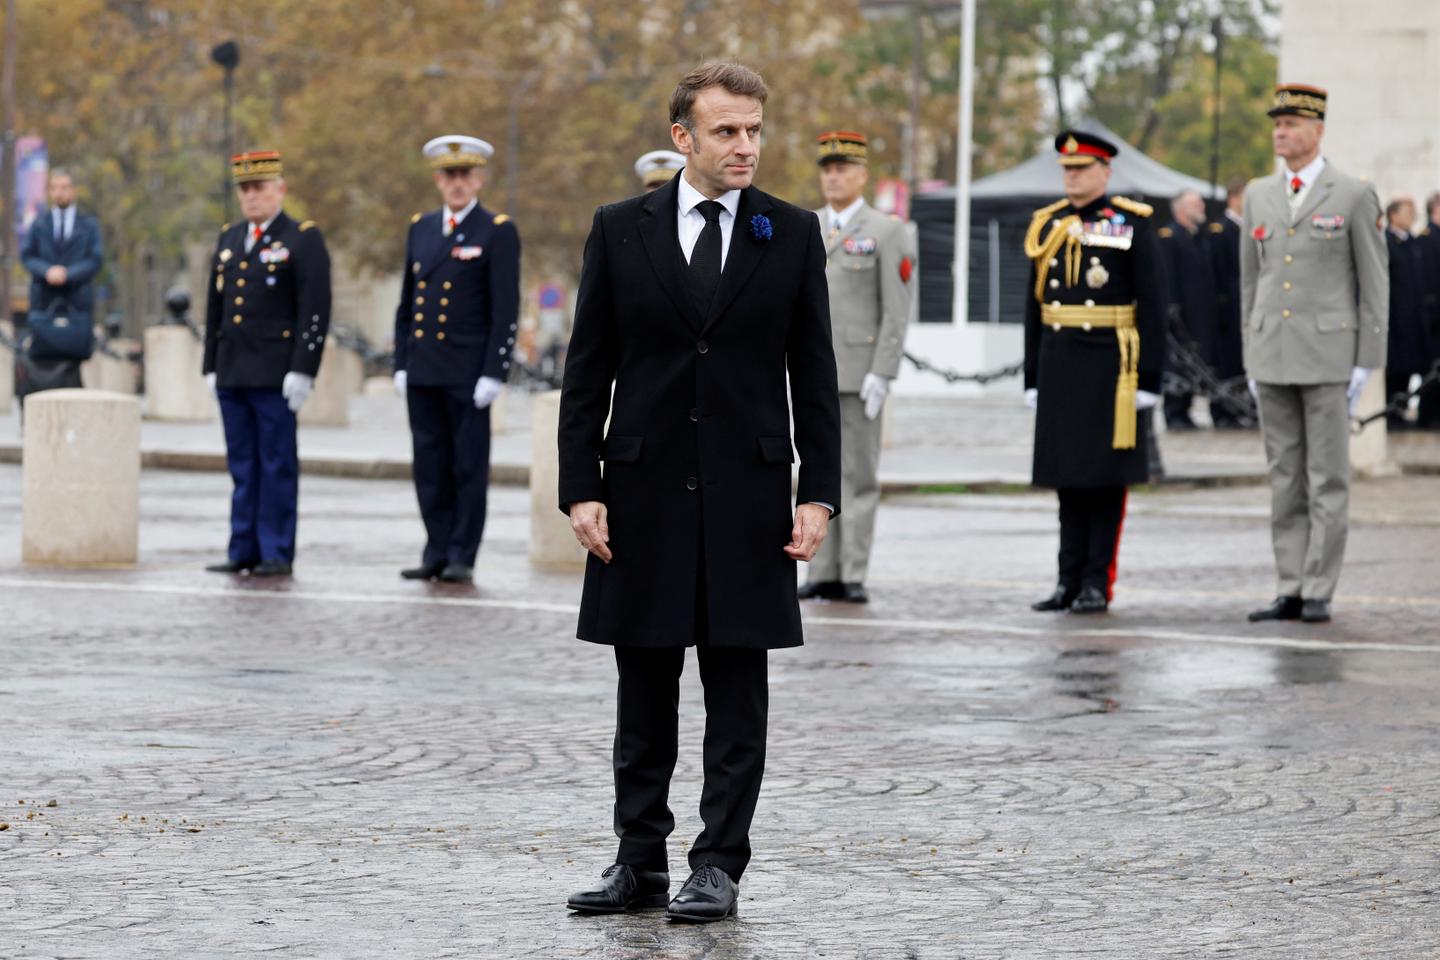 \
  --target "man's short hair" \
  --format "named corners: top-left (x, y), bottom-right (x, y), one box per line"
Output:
top-left (1226, 176), bottom-right (1246, 200)
top-left (1386, 197), bottom-right (1414, 219)
top-left (669, 61), bottom-right (768, 133)
top-left (1426, 192), bottom-right (1440, 216)
top-left (49, 167), bottom-right (72, 182)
